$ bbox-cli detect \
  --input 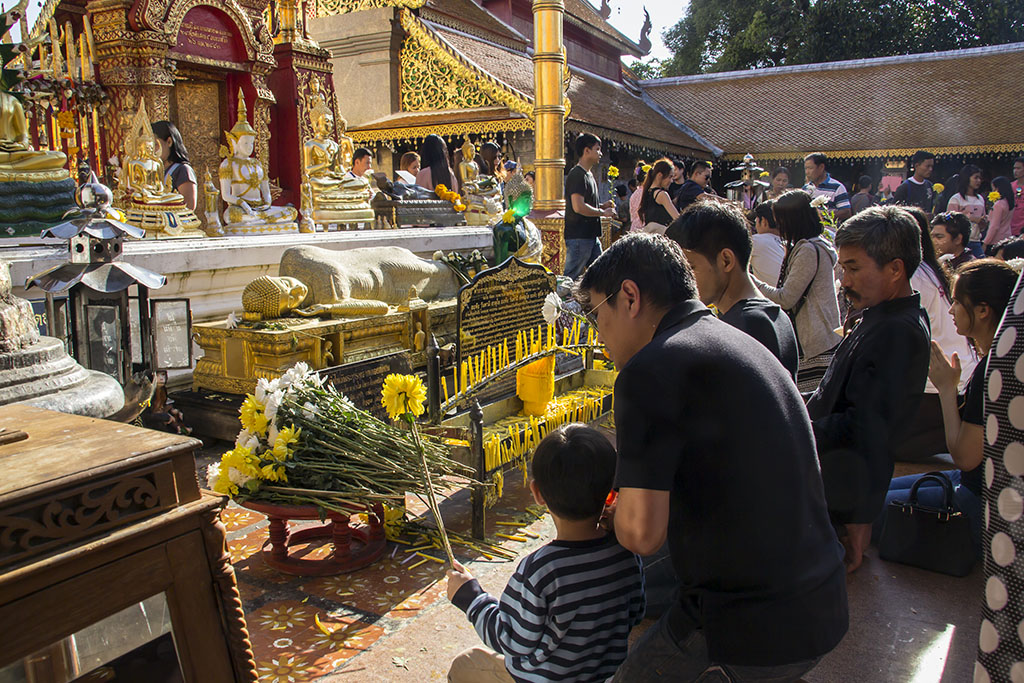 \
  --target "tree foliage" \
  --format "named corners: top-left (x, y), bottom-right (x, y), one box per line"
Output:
top-left (654, 0), bottom-right (1024, 77)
